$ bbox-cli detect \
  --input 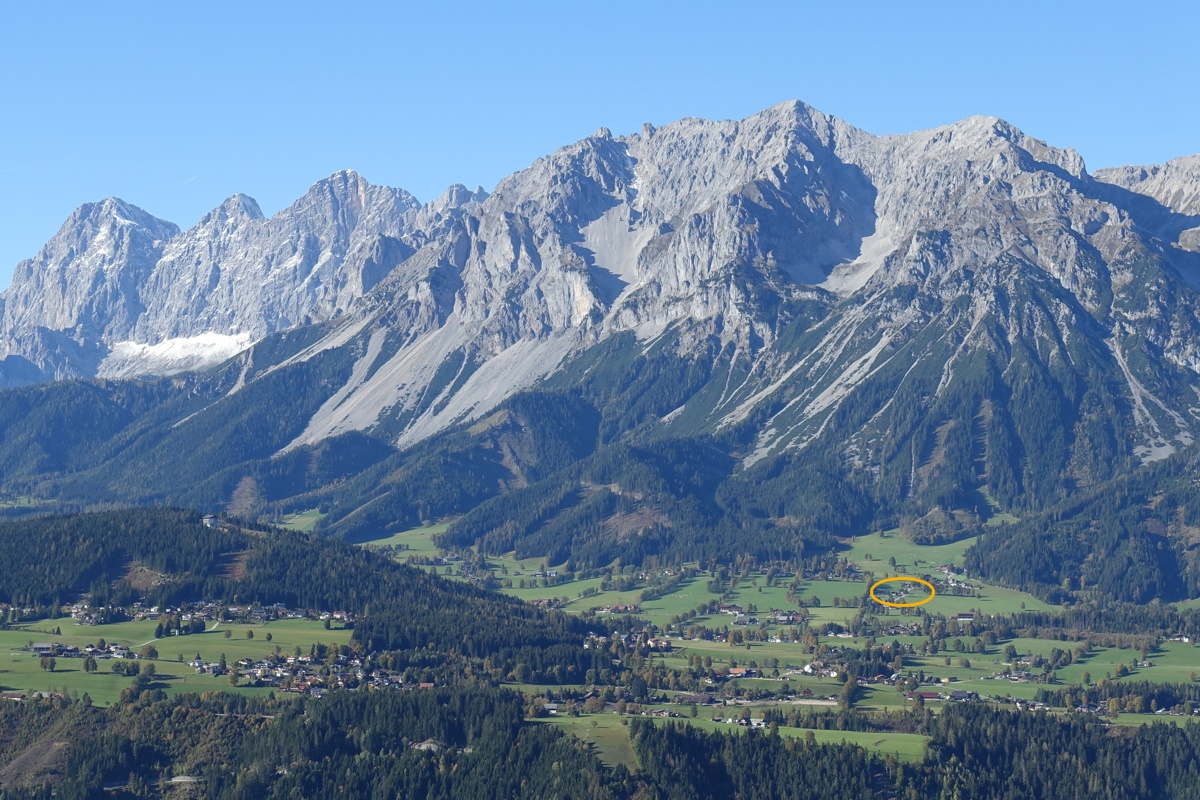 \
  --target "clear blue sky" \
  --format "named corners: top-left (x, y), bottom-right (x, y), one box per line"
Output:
top-left (1, 1), bottom-right (1196, 288)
